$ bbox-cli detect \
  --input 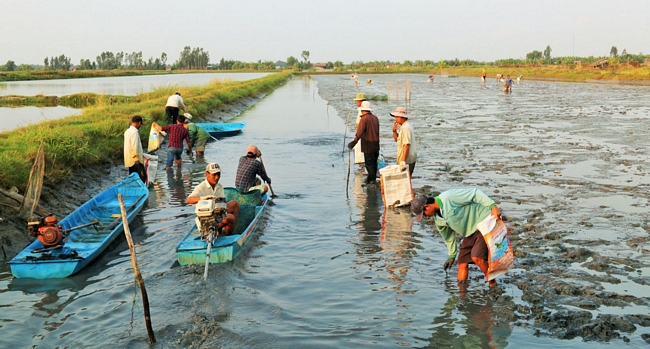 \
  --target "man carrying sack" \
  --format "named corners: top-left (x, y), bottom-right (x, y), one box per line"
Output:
top-left (411, 188), bottom-right (502, 287)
